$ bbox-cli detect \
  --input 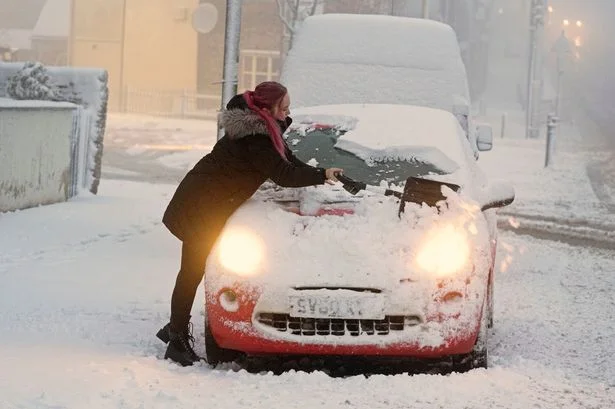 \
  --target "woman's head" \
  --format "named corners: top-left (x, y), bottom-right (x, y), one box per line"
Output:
top-left (243, 81), bottom-right (290, 160)
top-left (250, 81), bottom-right (290, 121)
